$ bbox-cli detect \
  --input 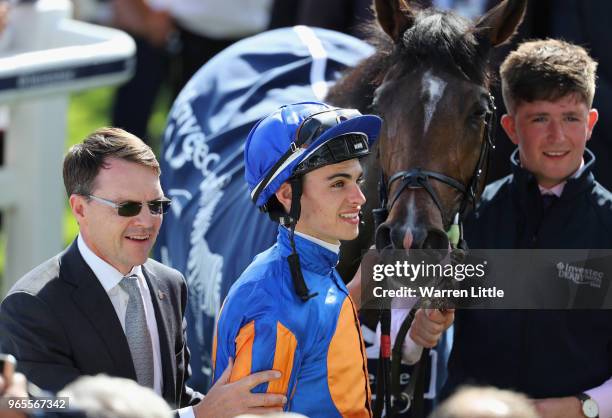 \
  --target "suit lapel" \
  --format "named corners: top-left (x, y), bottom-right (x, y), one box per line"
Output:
top-left (143, 264), bottom-right (177, 404)
top-left (61, 241), bottom-right (137, 381)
